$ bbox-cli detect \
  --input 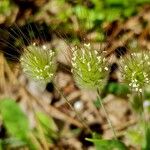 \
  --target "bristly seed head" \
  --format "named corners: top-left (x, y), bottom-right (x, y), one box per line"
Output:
top-left (120, 52), bottom-right (150, 93)
top-left (21, 43), bottom-right (56, 84)
top-left (71, 43), bottom-right (109, 90)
